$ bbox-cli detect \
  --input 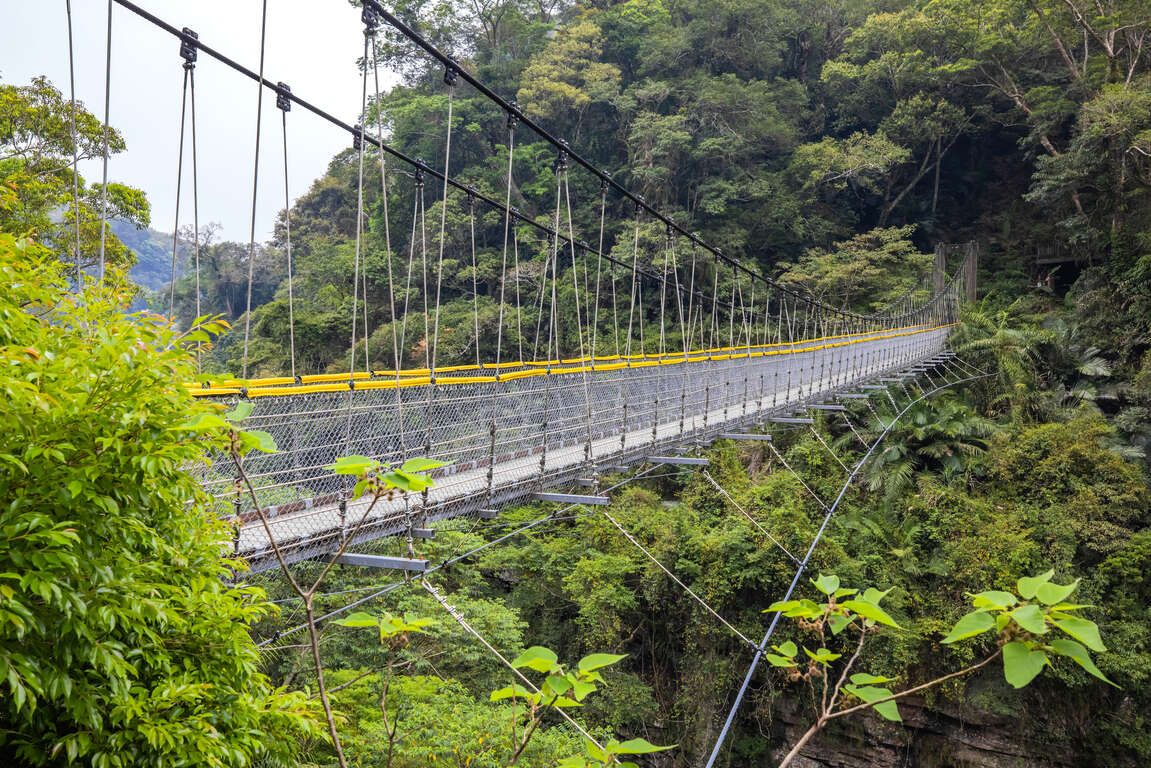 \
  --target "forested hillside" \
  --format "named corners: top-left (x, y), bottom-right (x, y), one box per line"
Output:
top-left (3, 0), bottom-right (1151, 766)
top-left (161, 0), bottom-right (1150, 384)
